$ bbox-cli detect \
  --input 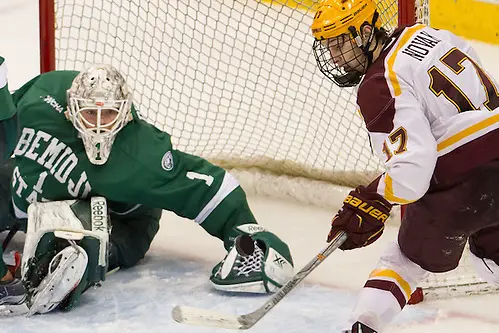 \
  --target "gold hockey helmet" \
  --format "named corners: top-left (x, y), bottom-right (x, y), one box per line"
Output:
top-left (311, 0), bottom-right (382, 87)
top-left (311, 0), bottom-right (380, 41)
